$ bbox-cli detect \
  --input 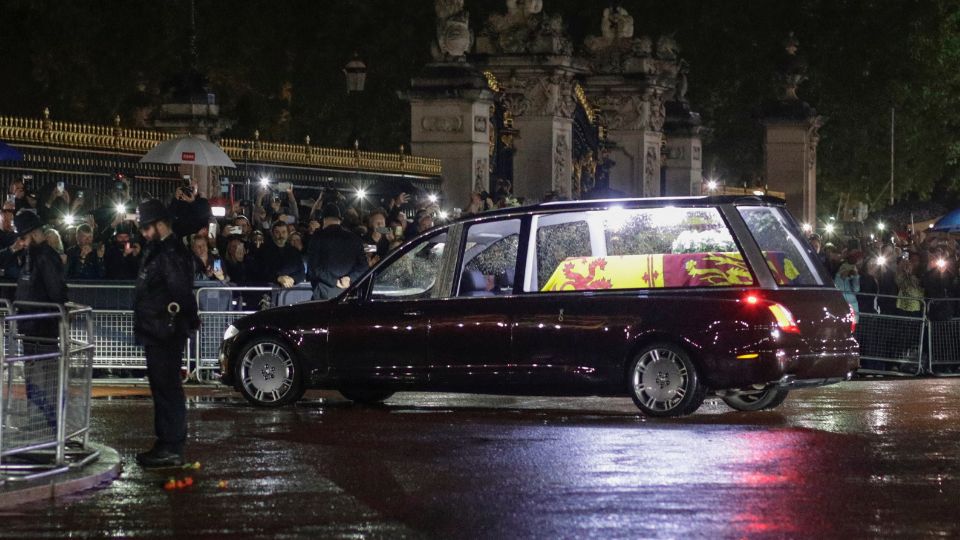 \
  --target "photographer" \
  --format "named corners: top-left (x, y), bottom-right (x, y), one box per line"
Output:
top-left (103, 223), bottom-right (141, 280)
top-left (169, 179), bottom-right (212, 238)
top-left (361, 208), bottom-right (394, 261)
